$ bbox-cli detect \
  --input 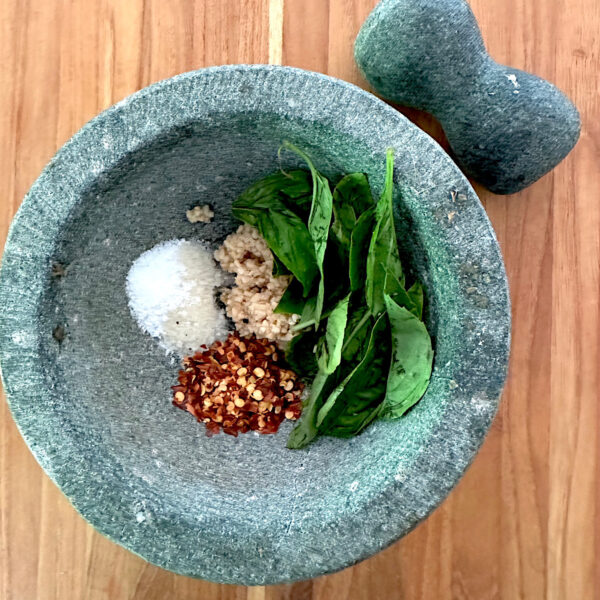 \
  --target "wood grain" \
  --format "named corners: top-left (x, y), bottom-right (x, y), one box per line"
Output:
top-left (0, 1), bottom-right (598, 598)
